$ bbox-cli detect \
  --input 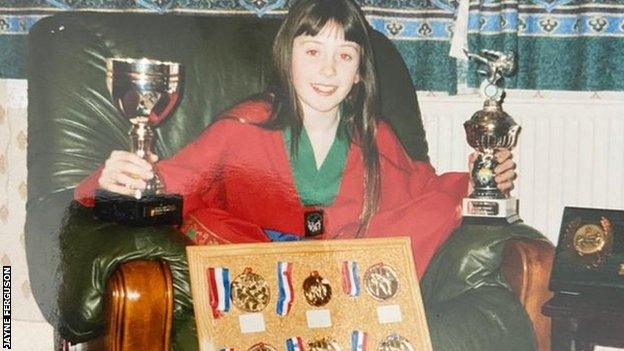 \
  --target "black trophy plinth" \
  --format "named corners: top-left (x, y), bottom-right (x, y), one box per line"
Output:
top-left (94, 189), bottom-right (182, 226)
